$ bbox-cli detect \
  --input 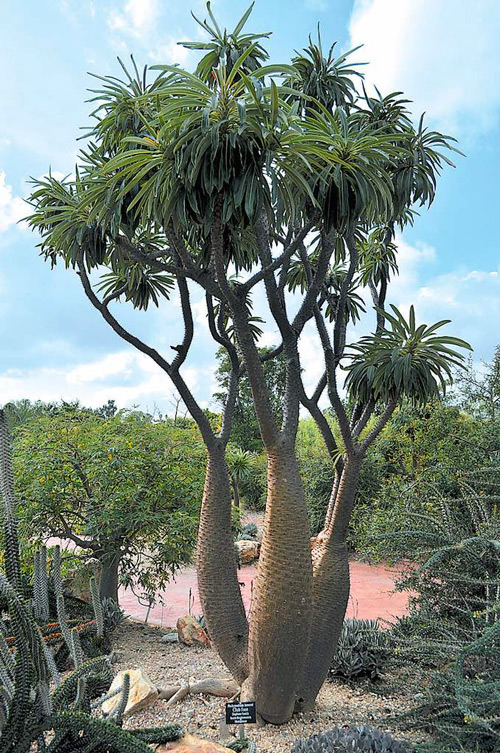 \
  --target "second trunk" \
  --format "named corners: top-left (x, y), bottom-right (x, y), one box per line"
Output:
top-left (245, 445), bottom-right (313, 724)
